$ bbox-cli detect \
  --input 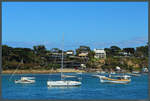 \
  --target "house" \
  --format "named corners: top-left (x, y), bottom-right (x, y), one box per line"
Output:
top-left (78, 52), bottom-right (88, 57)
top-left (77, 46), bottom-right (90, 57)
top-left (94, 49), bottom-right (106, 59)
top-left (66, 50), bottom-right (74, 56)
top-left (51, 52), bottom-right (62, 58)
top-left (119, 52), bottom-right (131, 56)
